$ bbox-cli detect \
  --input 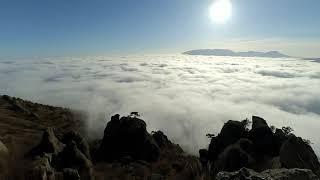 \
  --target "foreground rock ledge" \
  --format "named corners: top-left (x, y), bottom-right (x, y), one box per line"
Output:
top-left (216, 168), bottom-right (319, 180)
